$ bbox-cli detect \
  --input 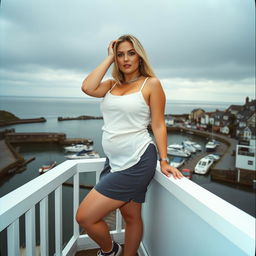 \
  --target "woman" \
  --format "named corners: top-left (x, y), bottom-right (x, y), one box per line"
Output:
top-left (76, 34), bottom-right (183, 256)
